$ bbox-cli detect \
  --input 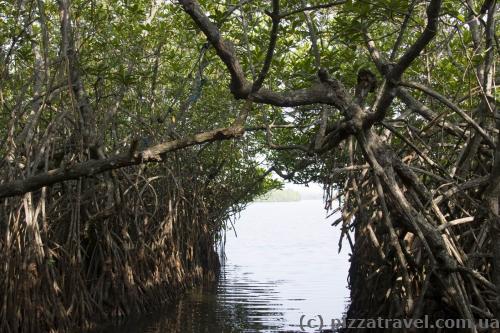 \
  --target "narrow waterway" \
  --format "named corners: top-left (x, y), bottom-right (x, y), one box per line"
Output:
top-left (103, 200), bottom-right (350, 332)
